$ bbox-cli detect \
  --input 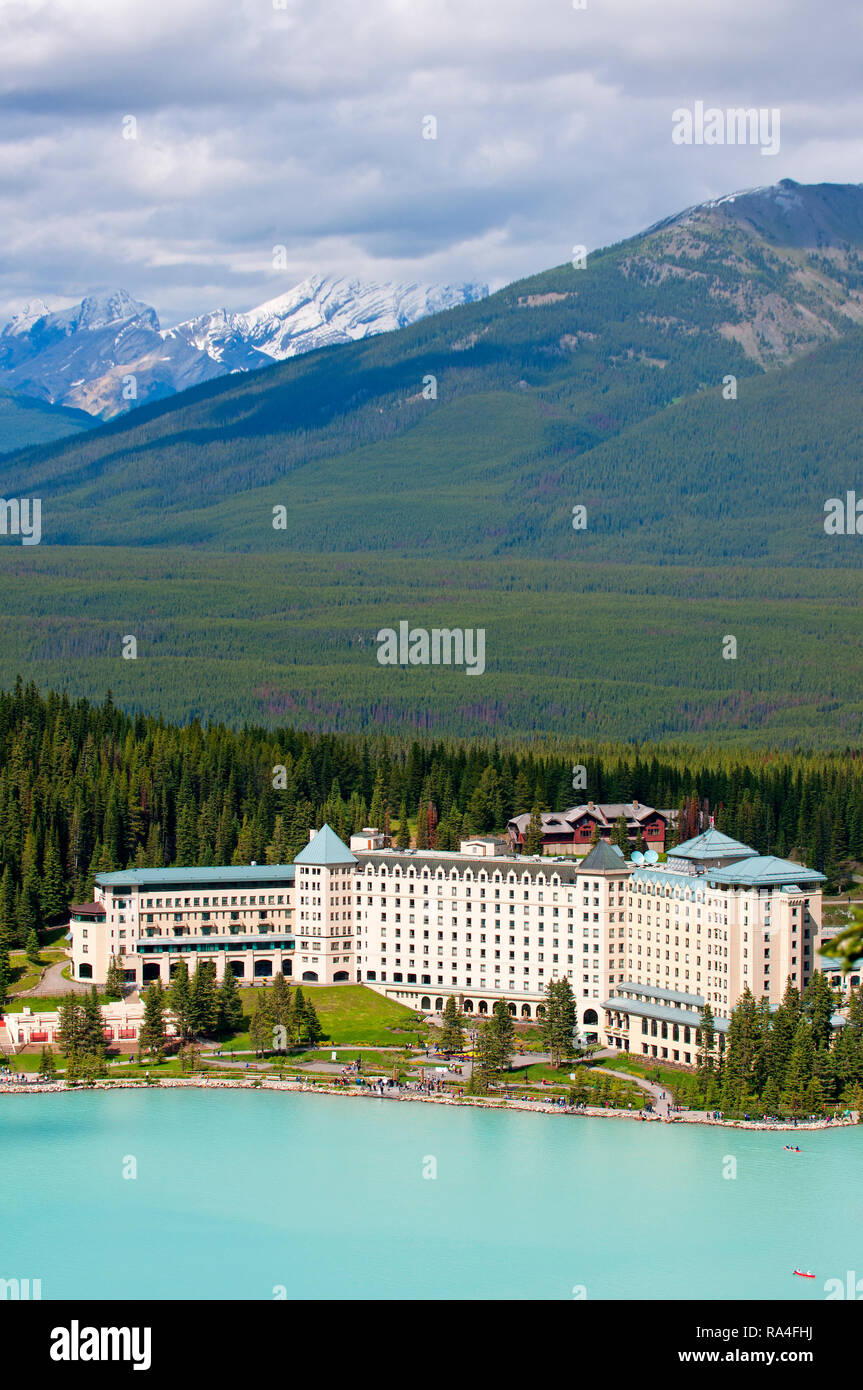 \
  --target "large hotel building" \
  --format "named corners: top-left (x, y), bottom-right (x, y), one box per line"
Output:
top-left (67, 823), bottom-right (827, 1065)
